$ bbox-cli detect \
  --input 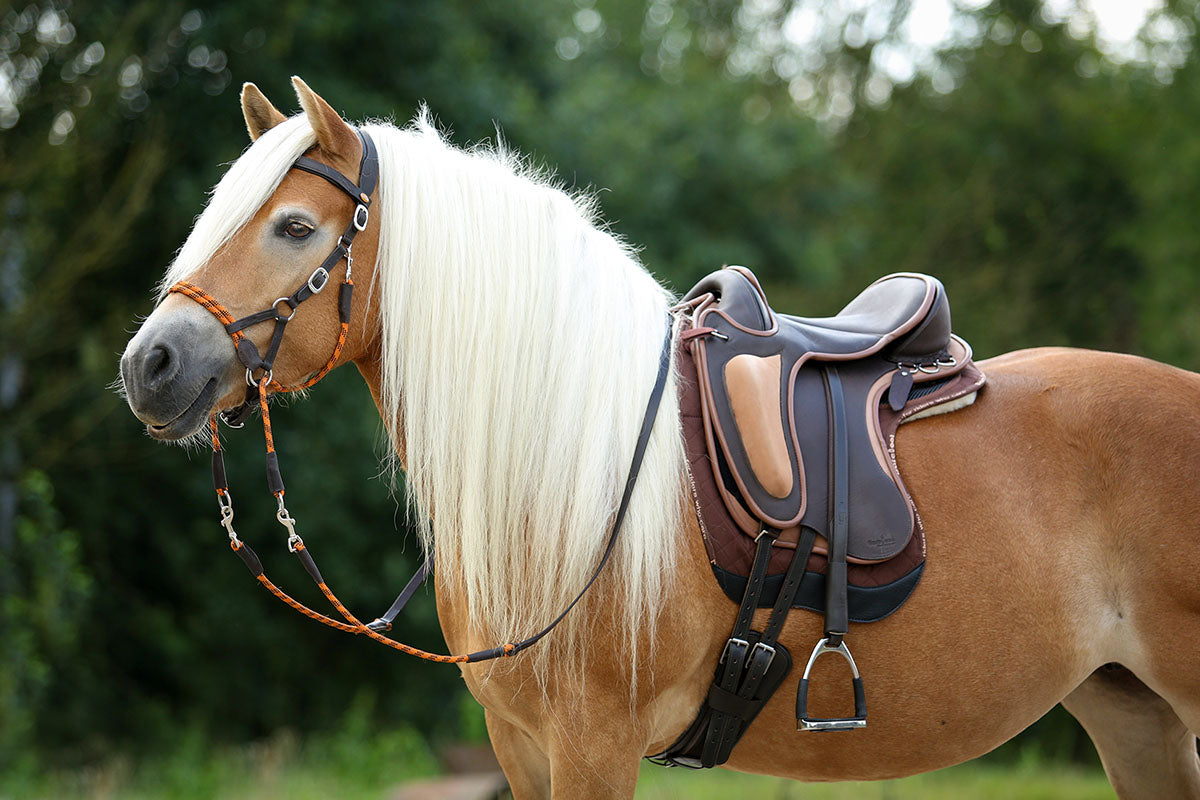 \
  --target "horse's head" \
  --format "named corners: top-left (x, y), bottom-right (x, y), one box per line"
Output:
top-left (120, 78), bottom-right (379, 441)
